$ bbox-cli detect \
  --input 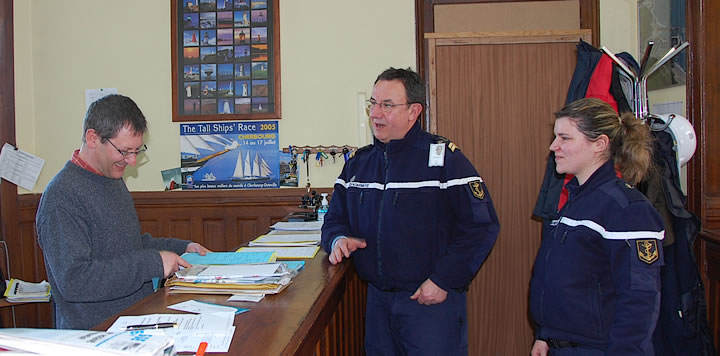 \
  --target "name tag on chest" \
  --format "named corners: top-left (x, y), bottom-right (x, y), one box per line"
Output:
top-left (428, 143), bottom-right (445, 167)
